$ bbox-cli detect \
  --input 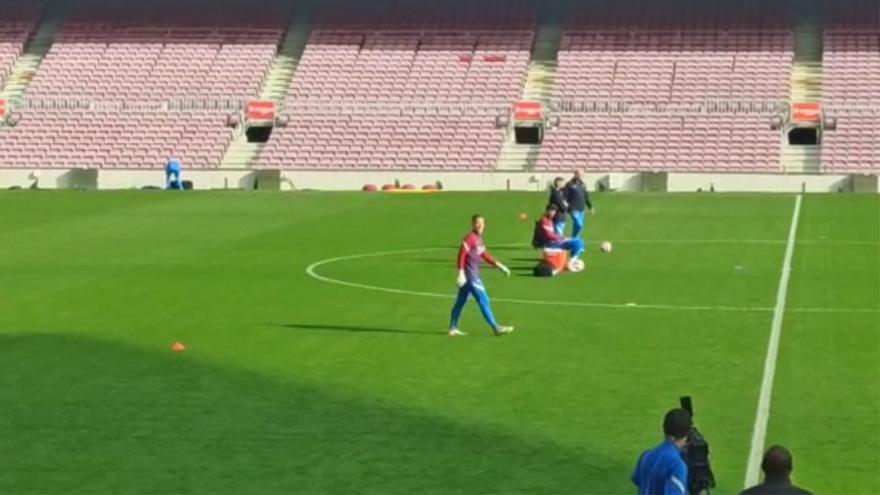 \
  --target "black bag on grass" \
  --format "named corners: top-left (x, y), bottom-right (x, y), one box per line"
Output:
top-left (533, 261), bottom-right (555, 277)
